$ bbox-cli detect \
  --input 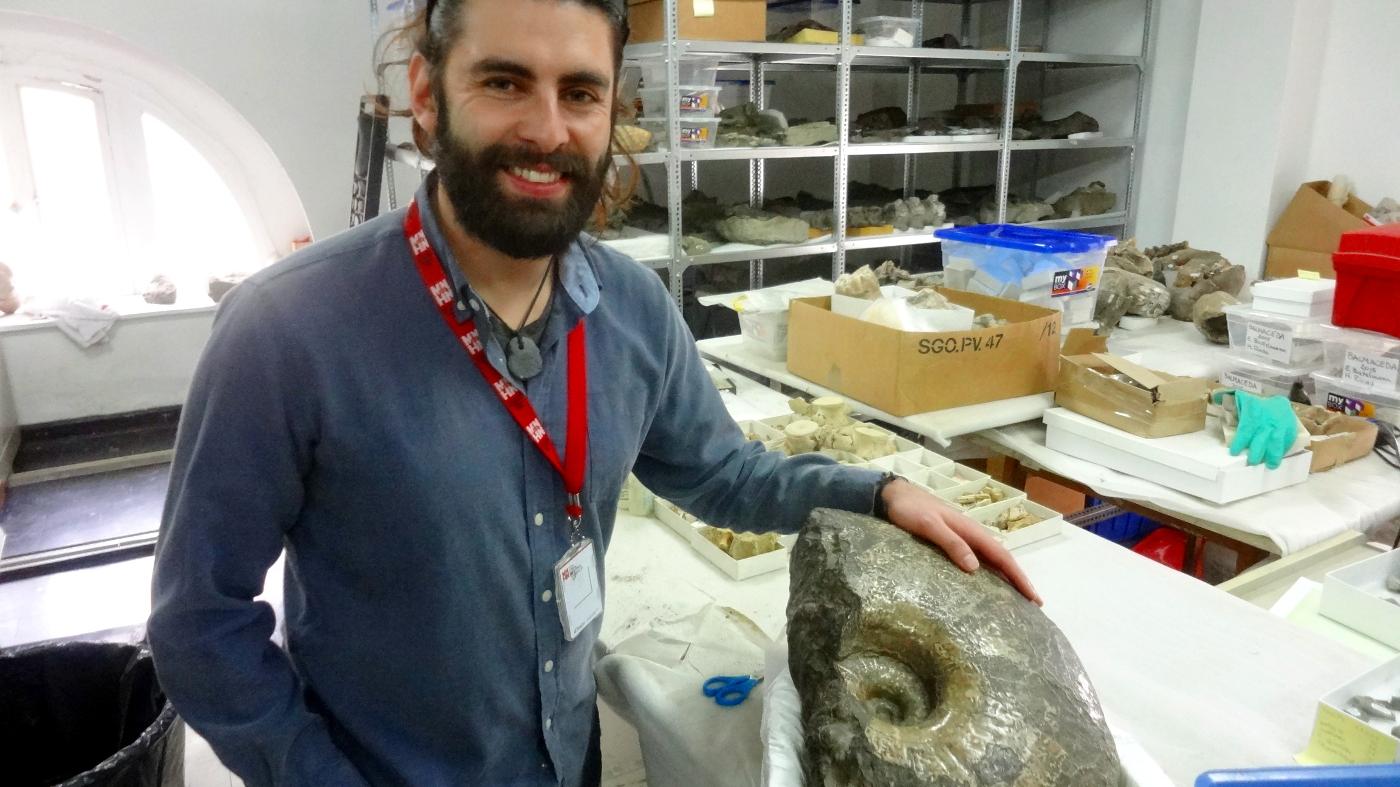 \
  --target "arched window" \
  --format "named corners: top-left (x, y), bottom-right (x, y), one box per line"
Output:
top-left (0, 11), bottom-right (309, 307)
